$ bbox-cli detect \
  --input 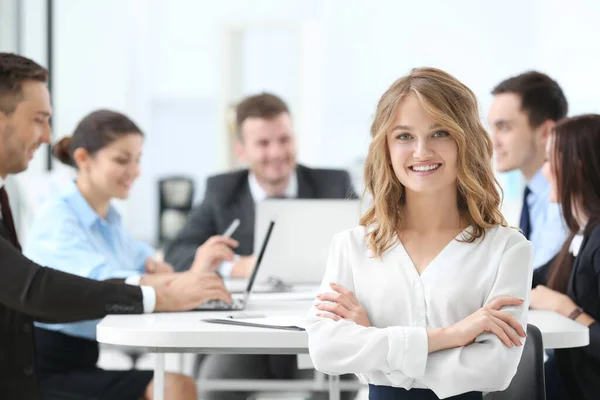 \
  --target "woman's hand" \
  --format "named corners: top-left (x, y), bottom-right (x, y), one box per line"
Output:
top-left (444, 296), bottom-right (526, 350)
top-left (190, 236), bottom-right (239, 273)
top-left (530, 285), bottom-right (577, 316)
top-left (315, 282), bottom-right (371, 327)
